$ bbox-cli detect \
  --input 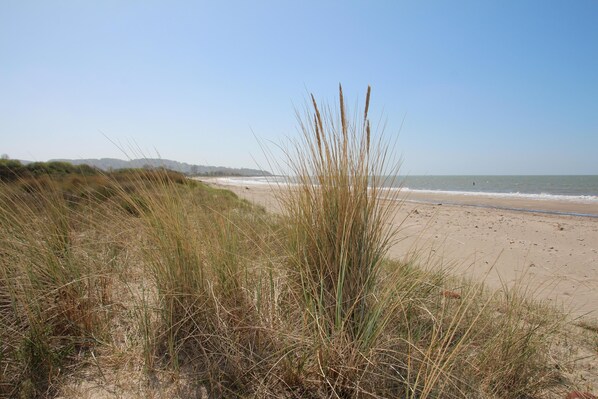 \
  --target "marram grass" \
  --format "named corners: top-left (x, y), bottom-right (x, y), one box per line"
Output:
top-left (277, 85), bottom-right (402, 345)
